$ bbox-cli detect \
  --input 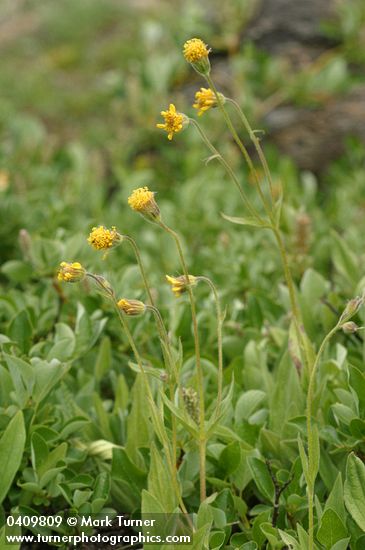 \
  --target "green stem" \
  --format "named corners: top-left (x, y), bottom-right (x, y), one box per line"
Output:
top-left (124, 235), bottom-right (154, 305)
top-left (205, 74), bottom-right (272, 214)
top-left (189, 118), bottom-right (263, 223)
top-left (227, 98), bottom-right (275, 201)
top-left (147, 305), bottom-right (180, 466)
top-left (198, 276), bottom-right (224, 419)
top-left (306, 323), bottom-right (340, 549)
top-left (159, 221), bottom-right (207, 502)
